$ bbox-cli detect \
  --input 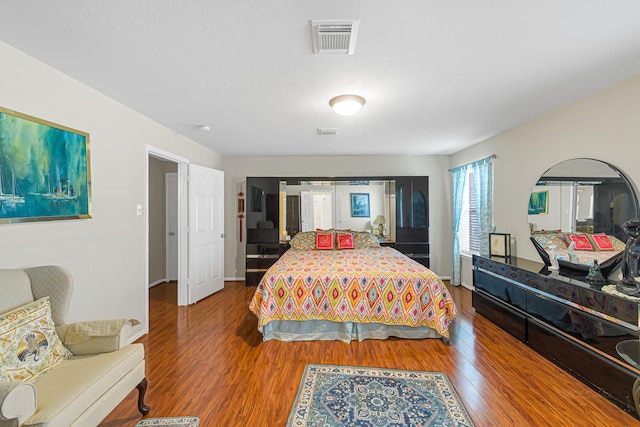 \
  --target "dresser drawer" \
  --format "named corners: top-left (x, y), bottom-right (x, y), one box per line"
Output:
top-left (245, 271), bottom-right (267, 287)
top-left (528, 318), bottom-right (639, 415)
top-left (385, 242), bottom-right (430, 267)
top-left (389, 242), bottom-right (429, 255)
top-left (246, 244), bottom-right (283, 256)
top-left (473, 270), bottom-right (527, 311)
top-left (408, 254), bottom-right (430, 268)
top-left (246, 256), bottom-right (279, 270)
top-left (472, 290), bottom-right (527, 342)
